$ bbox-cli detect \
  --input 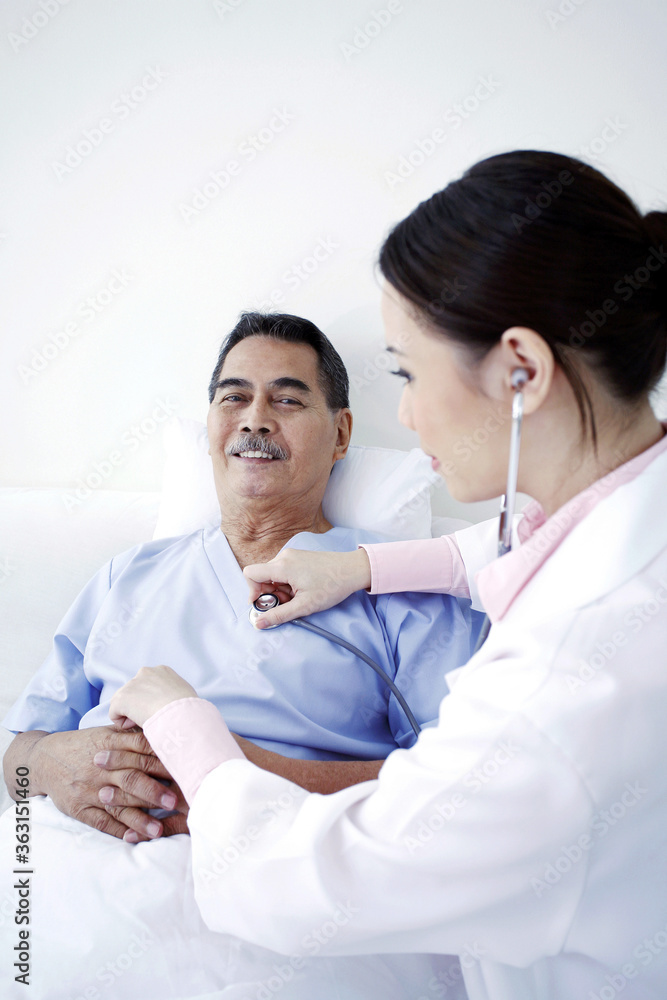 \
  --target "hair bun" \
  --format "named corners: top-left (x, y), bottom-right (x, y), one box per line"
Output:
top-left (643, 211), bottom-right (667, 317)
top-left (644, 209), bottom-right (667, 244)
